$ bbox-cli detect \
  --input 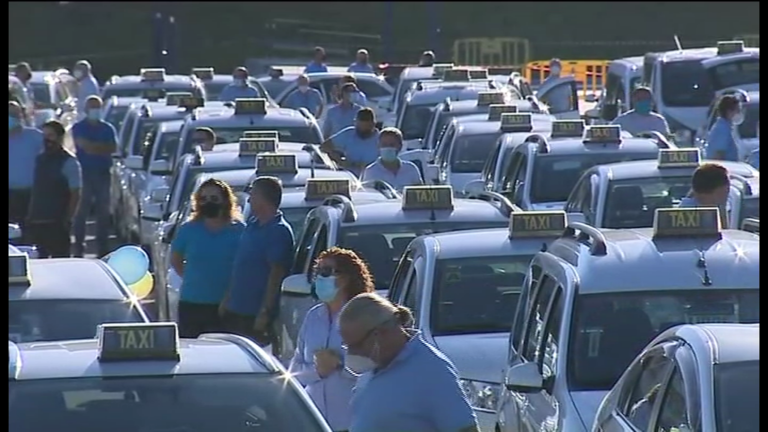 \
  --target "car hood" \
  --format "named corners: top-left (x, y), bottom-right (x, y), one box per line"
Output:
top-left (570, 390), bottom-right (609, 430)
top-left (433, 333), bottom-right (508, 383)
